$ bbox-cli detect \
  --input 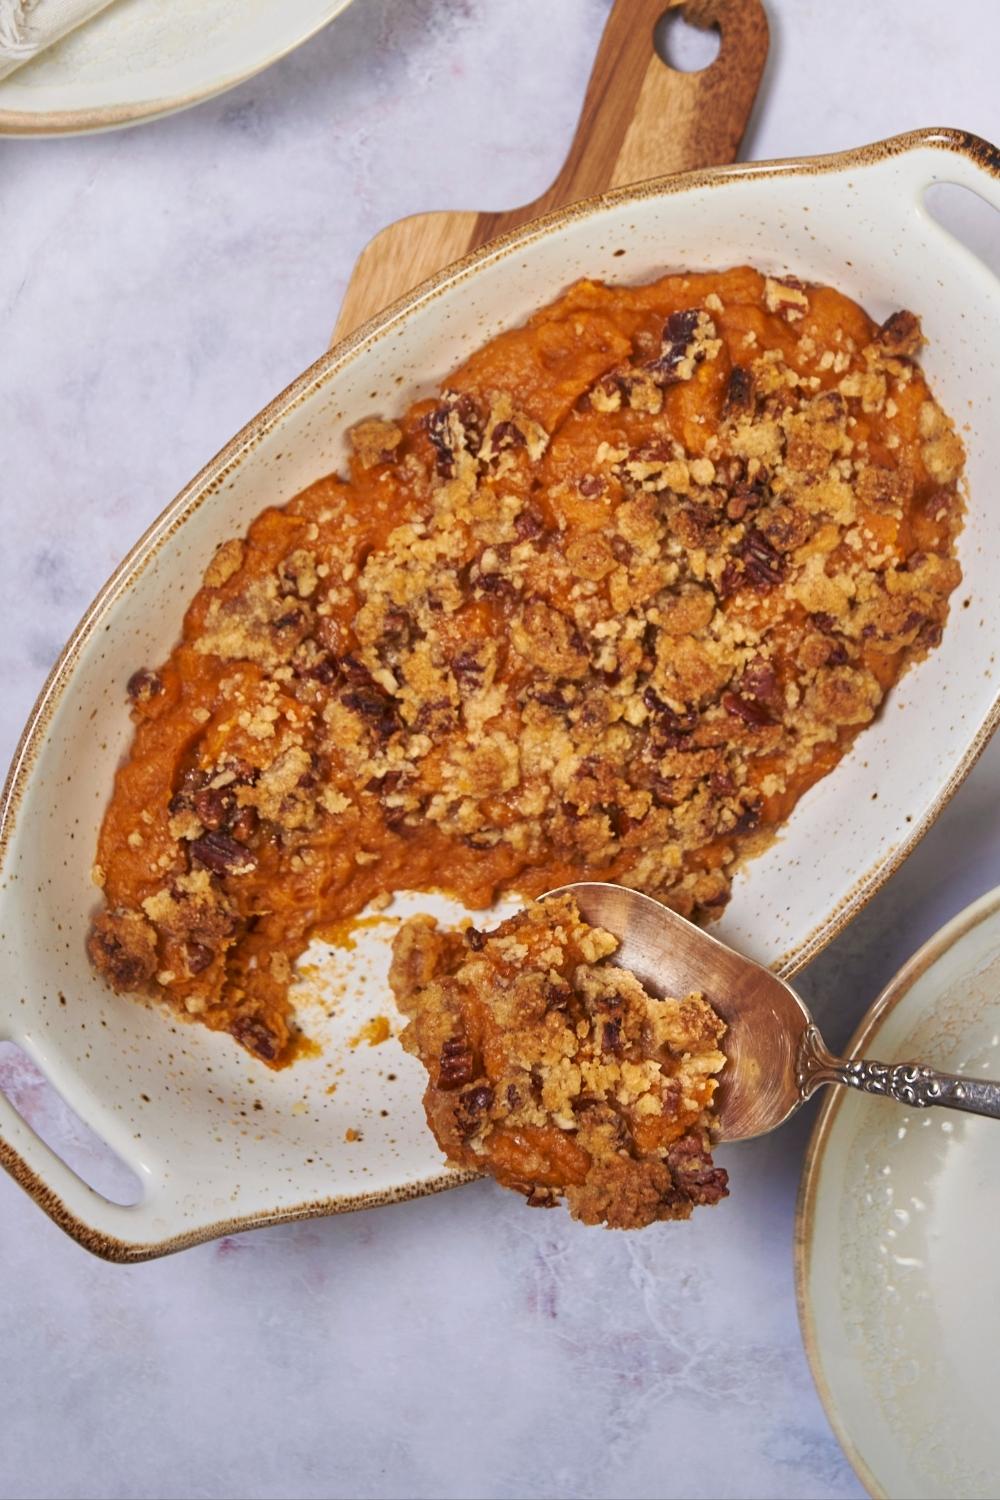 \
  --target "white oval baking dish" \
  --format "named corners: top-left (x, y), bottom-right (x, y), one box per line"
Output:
top-left (1, 128), bottom-right (998, 1261)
